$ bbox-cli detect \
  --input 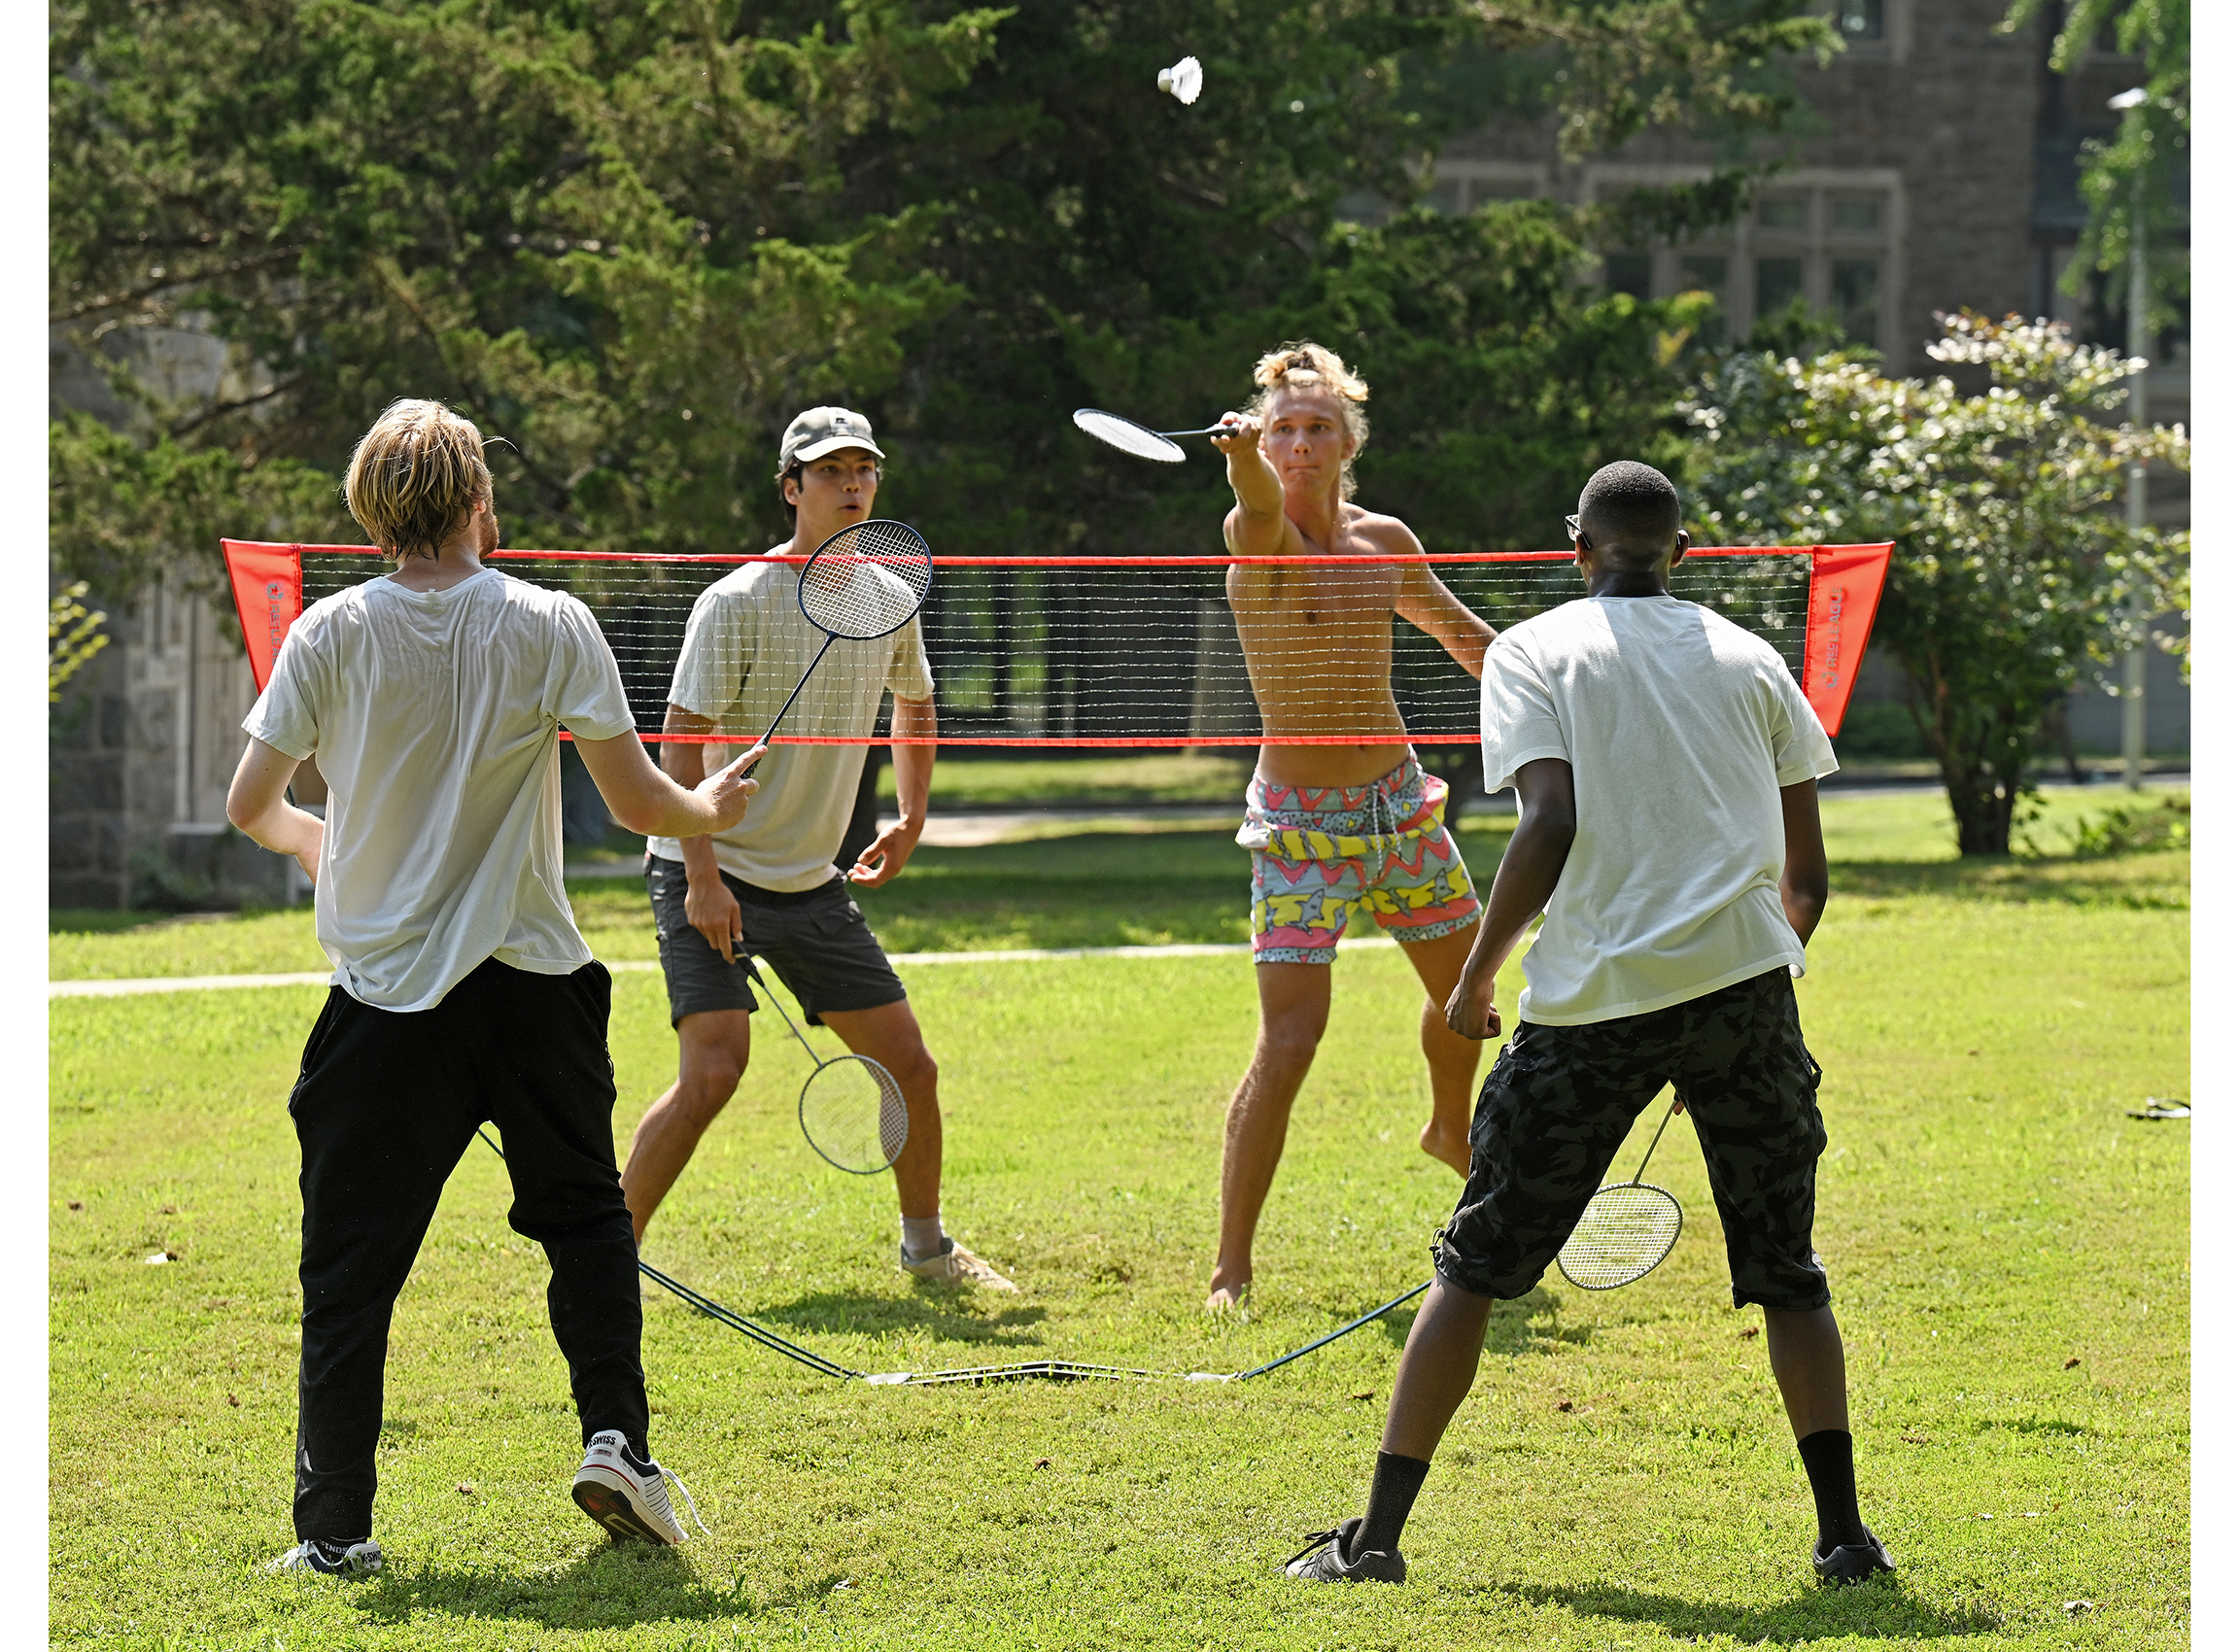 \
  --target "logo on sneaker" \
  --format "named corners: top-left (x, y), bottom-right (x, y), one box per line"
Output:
top-left (571, 1429), bottom-right (706, 1546)
top-left (267, 1537), bottom-right (384, 1576)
